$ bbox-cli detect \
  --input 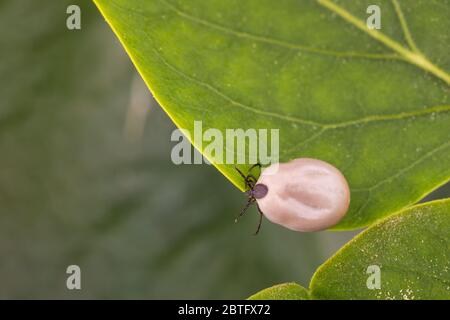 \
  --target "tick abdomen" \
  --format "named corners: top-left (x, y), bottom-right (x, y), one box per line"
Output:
top-left (256, 158), bottom-right (350, 232)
